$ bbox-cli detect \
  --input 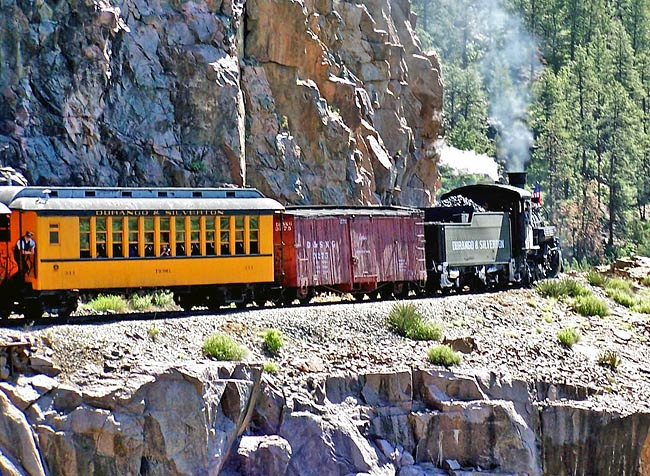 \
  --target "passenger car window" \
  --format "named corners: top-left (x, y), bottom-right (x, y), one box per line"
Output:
top-left (206, 218), bottom-right (216, 256)
top-left (249, 216), bottom-right (259, 254)
top-left (80, 218), bottom-right (91, 258)
top-left (235, 216), bottom-right (245, 255)
top-left (144, 218), bottom-right (155, 257)
top-left (160, 218), bottom-right (171, 257)
top-left (220, 217), bottom-right (231, 255)
top-left (175, 217), bottom-right (186, 256)
top-left (49, 223), bottom-right (60, 245)
top-left (96, 218), bottom-right (107, 258)
top-left (128, 218), bottom-right (139, 257)
top-left (112, 218), bottom-right (123, 257)
top-left (190, 217), bottom-right (200, 256)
